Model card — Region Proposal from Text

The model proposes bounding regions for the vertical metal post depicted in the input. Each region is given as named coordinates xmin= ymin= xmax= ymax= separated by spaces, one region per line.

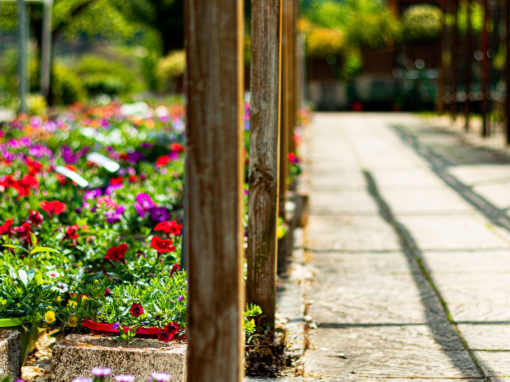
xmin=41 ymin=0 xmax=53 ymax=98
xmin=17 ymin=0 xmax=28 ymax=113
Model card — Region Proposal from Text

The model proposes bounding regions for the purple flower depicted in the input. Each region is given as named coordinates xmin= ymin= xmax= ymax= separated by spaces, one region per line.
xmin=134 ymin=193 xmax=156 ymax=217
xmin=105 ymin=206 xmax=125 ymax=224
xmin=91 ymin=367 xmax=112 ymax=378
xmin=71 ymin=378 xmax=91 ymax=382
xmin=127 ymin=151 xmax=143 ymax=164
xmin=29 ymin=144 xmax=53 ymax=158
xmin=84 ymin=189 xmax=102 ymax=202
xmin=141 ymin=142 xmax=153 ymax=149
xmin=100 ymin=119 xmax=110 ymax=128
xmin=149 ymin=207 xmax=171 ymax=223
xmin=177 ymin=295 xmax=184 ymax=302
xmin=136 ymin=193 xmax=155 ymax=210
xmin=105 ymin=183 xmax=123 ymax=195
xmin=112 ymin=322 xmax=120 ymax=330
xmin=2 ymin=151 xmax=15 ymax=162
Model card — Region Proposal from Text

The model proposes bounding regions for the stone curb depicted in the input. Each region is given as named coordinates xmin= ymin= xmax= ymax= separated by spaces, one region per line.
xmin=0 ymin=330 xmax=21 ymax=379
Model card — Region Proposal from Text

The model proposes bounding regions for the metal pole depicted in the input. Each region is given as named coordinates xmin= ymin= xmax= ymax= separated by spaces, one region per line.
xmin=40 ymin=0 xmax=52 ymax=98
xmin=17 ymin=0 xmax=27 ymax=113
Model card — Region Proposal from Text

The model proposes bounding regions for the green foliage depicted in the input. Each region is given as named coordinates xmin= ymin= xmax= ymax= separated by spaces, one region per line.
xmin=0 ymin=264 xmax=59 ymax=323
xmin=347 ymin=10 xmax=400 ymax=49
xmin=457 ymin=1 xmax=483 ymax=36
xmin=75 ymin=55 xmax=142 ymax=97
xmin=52 ymin=64 xmax=87 ymax=105
xmin=402 ymin=5 xmax=443 ymax=44
xmin=306 ymin=27 xmax=345 ymax=58
xmin=27 ymin=95 xmax=48 ymax=117
xmin=156 ymin=50 xmax=186 ymax=91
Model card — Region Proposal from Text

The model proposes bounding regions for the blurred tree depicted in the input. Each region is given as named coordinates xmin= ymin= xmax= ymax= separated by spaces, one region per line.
xmin=110 ymin=0 xmax=183 ymax=54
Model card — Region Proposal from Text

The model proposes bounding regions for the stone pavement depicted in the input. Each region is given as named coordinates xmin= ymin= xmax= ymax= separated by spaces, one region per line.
xmin=298 ymin=113 xmax=510 ymax=381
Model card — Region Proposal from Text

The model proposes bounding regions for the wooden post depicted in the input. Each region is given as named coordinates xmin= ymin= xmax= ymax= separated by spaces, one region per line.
xmin=481 ymin=0 xmax=490 ymax=137
xmin=17 ymin=0 xmax=28 ymax=113
xmin=464 ymin=0 xmax=473 ymax=132
xmin=40 ymin=0 xmax=53 ymax=98
xmin=451 ymin=0 xmax=459 ymax=121
xmin=185 ymin=0 xmax=245 ymax=381
xmin=506 ymin=0 xmax=510 ymax=144
xmin=247 ymin=0 xmax=282 ymax=327
xmin=279 ymin=0 xmax=290 ymax=218
xmin=437 ymin=0 xmax=447 ymax=115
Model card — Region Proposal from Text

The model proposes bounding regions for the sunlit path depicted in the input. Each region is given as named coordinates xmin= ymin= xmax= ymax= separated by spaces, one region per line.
xmin=302 ymin=113 xmax=510 ymax=381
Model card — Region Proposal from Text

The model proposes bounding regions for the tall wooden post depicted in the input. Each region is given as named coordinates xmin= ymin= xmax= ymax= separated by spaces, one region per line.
xmin=451 ymin=0 xmax=459 ymax=121
xmin=40 ymin=0 xmax=53 ymax=98
xmin=279 ymin=0 xmax=290 ymax=217
xmin=481 ymin=0 xmax=490 ymax=137
xmin=506 ymin=0 xmax=510 ymax=144
xmin=17 ymin=0 xmax=28 ymax=113
xmin=185 ymin=0 xmax=245 ymax=381
xmin=247 ymin=0 xmax=282 ymax=327
xmin=464 ymin=0 xmax=473 ymax=132
xmin=437 ymin=0 xmax=447 ymax=115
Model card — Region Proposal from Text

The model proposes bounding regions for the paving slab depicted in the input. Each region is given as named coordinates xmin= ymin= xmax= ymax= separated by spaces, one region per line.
xmin=371 ymin=170 xmax=446 ymax=189
xmin=472 ymin=351 xmax=510 ymax=377
xmin=458 ymin=325 xmax=510 ymax=351
xmin=310 ymin=190 xmax=379 ymax=215
xmin=397 ymin=215 xmax=510 ymax=251
xmin=381 ymin=188 xmax=474 ymax=215
xmin=307 ymin=215 xmax=400 ymax=252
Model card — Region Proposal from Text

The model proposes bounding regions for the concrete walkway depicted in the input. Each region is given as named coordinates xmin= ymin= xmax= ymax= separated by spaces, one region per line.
xmin=301 ymin=113 xmax=510 ymax=381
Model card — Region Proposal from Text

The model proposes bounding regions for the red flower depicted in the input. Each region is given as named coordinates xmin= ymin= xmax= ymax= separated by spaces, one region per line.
xmin=15 ymin=222 xmax=33 ymax=244
xmin=151 ymin=236 xmax=176 ymax=253
xmin=104 ymin=288 xmax=112 ymax=297
xmin=0 ymin=219 xmax=14 ymax=235
xmin=155 ymin=155 xmax=172 ymax=168
xmin=25 ymin=157 xmax=43 ymax=174
xmin=65 ymin=225 xmax=80 ymax=240
xmin=105 ymin=243 xmax=128 ymax=264
xmin=128 ymin=175 xmax=137 ymax=183
xmin=40 ymin=200 xmax=66 ymax=216
xmin=157 ymin=329 xmax=171 ymax=342
xmin=129 ymin=303 xmax=144 ymax=317
xmin=28 ymin=210 xmax=43 ymax=226
xmin=154 ymin=220 xmax=182 ymax=236
xmin=170 ymin=263 xmax=181 ymax=277
xmin=157 ymin=321 xmax=181 ymax=342
xmin=170 ymin=142 xmax=185 ymax=154
xmin=110 ymin=177 xmax=124 ymax=185
xmin=288 ymin=153 xmax=299 ymax=164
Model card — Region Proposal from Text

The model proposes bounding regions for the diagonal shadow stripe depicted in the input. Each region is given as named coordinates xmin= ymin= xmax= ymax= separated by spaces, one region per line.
xmin=390 ymin=124 xmax=510 ymax=235
xmin=363 ymin=169 xmax=493 ymax=380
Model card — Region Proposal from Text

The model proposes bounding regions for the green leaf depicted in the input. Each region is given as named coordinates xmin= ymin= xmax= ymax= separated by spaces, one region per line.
xmin=3 ymin=244 xmax=30 ymax=253
xmin=18 ymin=269 xmax=28 ymax=287
xmin=30 ymin=232 xmax=38 ymax=247
xmin=30 ymin=246 xmax=60 ymax=255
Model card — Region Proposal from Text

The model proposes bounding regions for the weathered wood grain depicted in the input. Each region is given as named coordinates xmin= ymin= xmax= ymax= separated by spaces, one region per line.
xmin=185 ymin=1 xmax=245 ymax=381
xmin=247 ymin=0 xmax=282 ymax=325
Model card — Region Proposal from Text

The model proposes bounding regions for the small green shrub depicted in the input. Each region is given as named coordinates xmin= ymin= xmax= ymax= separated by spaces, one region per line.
xmin=347 ymin=10 xmax=400 ymax=50
xmin=27 ymin=94 xmax=48 ymax=116
xmin=306 ymin=27 xmax=345 ymax=58
xmin=402 ymin=5 xmax=443 ymax=43
xmin=157 ymin=51 xmax=186 ymax=82
xmin=75 ymin=55 xmax=140 ymax=97
xmin=52 ymin=64 xmax=86 ymax=105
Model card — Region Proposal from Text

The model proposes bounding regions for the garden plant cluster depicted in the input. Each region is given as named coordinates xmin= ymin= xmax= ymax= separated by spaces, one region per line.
xmin=0 ymin=99 xmax=307 ymax=370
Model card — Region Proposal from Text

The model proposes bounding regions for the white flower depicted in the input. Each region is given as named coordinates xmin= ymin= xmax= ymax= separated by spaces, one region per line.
xmin=114 ymin=375 xmax=135 ymax=382
xmin=47 ymin=270 xmax=60 ymax=278
xmin=151 ymin=372 xmax=172 ymax=382
xmin=57 ymin=282 xmax=68 ymax=293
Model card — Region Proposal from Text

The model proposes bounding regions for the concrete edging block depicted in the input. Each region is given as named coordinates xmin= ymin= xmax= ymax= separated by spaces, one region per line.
xmin=51 ymin=334 xmax=186 ymax=382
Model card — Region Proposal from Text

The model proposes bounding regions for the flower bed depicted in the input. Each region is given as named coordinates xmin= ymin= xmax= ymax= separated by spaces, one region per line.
xmin=0 ymin=102 xmax=188 ymax=351
xmin=0 ymin=99 xmax=309 ymax=372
